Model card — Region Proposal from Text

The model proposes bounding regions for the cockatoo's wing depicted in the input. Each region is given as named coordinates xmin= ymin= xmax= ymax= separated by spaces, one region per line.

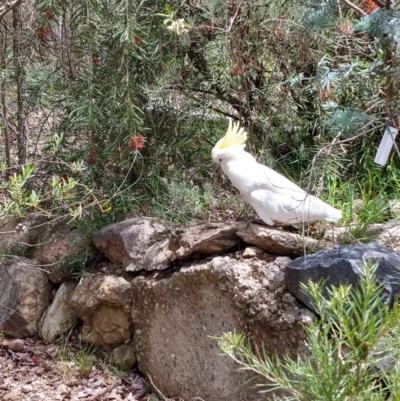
xmin=248 ymin=188 xmax=304 ymax=225
xmin=216 ymin=146 xmax=342 ymax=225
xmin=247 ymin=163 xmax=342 ymax=225
xmin=249 ymin=187 xmax=341 ymax=225
xmin=257 ymin=164 xmax=307 ymax=197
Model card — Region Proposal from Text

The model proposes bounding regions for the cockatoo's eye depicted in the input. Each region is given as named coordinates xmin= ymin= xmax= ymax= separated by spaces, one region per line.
xmin=219 ymin=159 xmax=222 ymax=162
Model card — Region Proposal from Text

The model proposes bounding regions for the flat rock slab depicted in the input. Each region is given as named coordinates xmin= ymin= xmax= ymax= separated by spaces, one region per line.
xmin=93 ymin=219 xmax=239 ymax=272
xmin=237 ymin=222 xmax=328 ymax=257
xmin=285 ymin=242 xmax=400 ymax=311
xmin=171 ymin=222 xmax=239 ymax=259
xmin=131 ymin=256 xmax=312 ymax=401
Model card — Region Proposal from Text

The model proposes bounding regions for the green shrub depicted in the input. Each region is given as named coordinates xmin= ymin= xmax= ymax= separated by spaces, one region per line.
xmin=218 ymin=262 xmax=400 ymax=400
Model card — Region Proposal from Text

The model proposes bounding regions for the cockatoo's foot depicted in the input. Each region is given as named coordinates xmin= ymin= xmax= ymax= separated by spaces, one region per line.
xmin=281 ymin=224 xmax=300 ymax=233
xmin=246 ymin=218 xmax=284 ymax=227
xmin=244 ymin=219 xmax=302 ymax=232
xmin=257 ymin=222 xmax=298 ymax=232
xmin=247 ymin=218 xmax=270 ymax=226
xmin=251 ymin=221 xmax=300 ymax=232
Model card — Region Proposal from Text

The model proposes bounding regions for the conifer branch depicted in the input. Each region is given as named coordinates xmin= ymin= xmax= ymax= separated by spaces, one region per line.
xmin=0 ymin=0 xmax=23 ymax=20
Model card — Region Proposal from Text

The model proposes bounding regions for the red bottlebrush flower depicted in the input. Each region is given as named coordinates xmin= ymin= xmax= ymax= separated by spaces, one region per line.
xmin=361 ymin=0 xmax=378 ymax=14
xmin=128 ymin=135 xmax=145 ymax=150
xmin=134 ymin=36 xmax=141 ymax=46
xmin=339 ymin=23 xmax=354 ymax=35
xmin=31 ymin=356 xmax=40 ymax=365
xmin=231 ymin=64 xmax=245 ymax=77
xmin=114 ymin=148 xmax=121 ymax=154
xmin=91 ymin=127 xmax=97 ymax=142
xmin=36 ymin=26 xmax=51 ymax=41
xmin=195 ymin=134 xmax=207 ymax=145
xmin=87 ymin=149 xmax=97 ymax=165
xmin=44 ymin=7 xmax=53 ymax=19
xmin=60 ymin=173 xmax=70 ymax=187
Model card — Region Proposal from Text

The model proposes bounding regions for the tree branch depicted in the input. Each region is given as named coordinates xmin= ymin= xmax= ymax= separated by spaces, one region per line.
xmin=0 ymin=0 xmax=24 ymax=20
xmin=0 ymin=28 xmax=10 ymax=179
xmin=307 ymin=121 xmax=385 ymax=189
xmin=340 ymin=0 xmax=367 ymax=17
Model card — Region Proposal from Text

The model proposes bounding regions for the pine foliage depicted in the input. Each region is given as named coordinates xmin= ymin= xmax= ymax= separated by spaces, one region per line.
xmin=1 ymin=0 xmax=400 ymax=227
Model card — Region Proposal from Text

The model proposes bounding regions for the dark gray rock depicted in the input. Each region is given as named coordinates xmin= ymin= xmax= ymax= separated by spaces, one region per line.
xmin=285 ymin=242 xmax=400 ymax=311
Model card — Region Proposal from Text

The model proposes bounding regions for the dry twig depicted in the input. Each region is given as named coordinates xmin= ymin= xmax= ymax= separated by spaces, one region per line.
xmin=85 ymin=380 xmax=120 ymax=401
xmin=340 ymin=0 xmax=367 ymax=16
xmin=0 ymin=0 xmax=24 ymax=20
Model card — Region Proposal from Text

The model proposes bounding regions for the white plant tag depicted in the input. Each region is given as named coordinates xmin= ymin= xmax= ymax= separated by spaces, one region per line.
xmin=374 ymin=126 xmax=398 ymax=166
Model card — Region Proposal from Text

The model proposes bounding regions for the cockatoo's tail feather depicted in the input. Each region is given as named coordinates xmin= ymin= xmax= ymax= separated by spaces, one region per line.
xmin=214 ymin=119 xmax=247 ymax=149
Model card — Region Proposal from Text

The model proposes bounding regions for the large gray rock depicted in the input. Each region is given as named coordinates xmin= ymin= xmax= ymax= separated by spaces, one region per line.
xmin=131 ymin=255 xmax=312 ymax=401
xmin=40 ymin=281 xmax=78 ymax=342
xmin=0 ymin=257 xmax=50 ymax=337
xmin=31 ymin=222 xmax=87 ymax=283
xmin=71 ymin=275 xmax=133 ymax=346
xmin=237 ymin=222 xmax=328 ymax=257
xmin=285 ymin=242 xmax=400 ymax=311
xmin=0 ymin=214 xmax=49 ymax=256
xmin=0 ymin=214 xmax=88 ymax=283
xmin=92 ymin=217 xmax=168 ymax=271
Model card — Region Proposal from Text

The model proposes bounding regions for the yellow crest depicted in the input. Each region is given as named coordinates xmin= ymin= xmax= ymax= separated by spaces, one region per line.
xmin=215 ymin=119 xmax=247 ymax=149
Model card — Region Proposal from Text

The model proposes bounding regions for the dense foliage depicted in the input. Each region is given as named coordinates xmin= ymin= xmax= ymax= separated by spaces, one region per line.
xmin=0 ymin=0 xmax=400 ymax=232
xmin=218 ymin=262 xmax=400 ymax=400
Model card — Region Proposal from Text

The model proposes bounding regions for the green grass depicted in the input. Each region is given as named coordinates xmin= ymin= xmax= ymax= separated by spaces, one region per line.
xmin=57 ymin=341 xmax=96 ymax=379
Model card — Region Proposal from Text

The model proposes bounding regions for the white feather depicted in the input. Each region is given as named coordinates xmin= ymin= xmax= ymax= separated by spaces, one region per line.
xmin=211 ymin=131 xmax=342 ymax=226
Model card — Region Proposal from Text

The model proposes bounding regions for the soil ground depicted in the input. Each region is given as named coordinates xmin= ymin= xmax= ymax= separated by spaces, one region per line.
xmin=0 ymin=335 xmax=150 ymax=401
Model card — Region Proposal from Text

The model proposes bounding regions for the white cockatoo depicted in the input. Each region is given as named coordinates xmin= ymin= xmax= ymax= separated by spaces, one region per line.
xmin=211 ymin=120 xmax=342 ymax=226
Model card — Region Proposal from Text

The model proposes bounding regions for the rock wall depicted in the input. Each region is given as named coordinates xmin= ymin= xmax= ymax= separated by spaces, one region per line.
xmin=2 ymin=216 xmax=400 ymax=400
